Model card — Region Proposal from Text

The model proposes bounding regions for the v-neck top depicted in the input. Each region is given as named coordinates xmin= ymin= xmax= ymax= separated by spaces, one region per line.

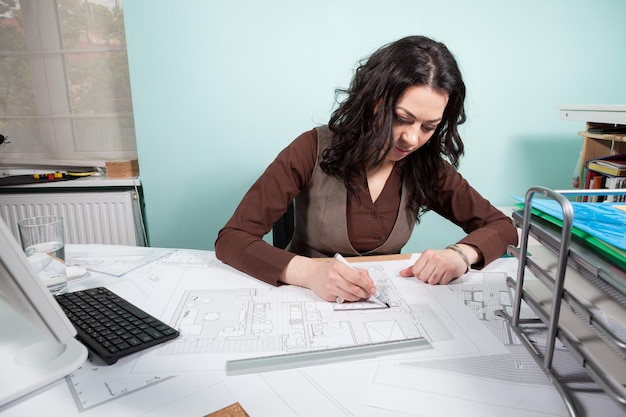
xmin=287 ymin=126 xmax=415 ymax=258
xmin=348 ymin=165 xmax=403 ymax=252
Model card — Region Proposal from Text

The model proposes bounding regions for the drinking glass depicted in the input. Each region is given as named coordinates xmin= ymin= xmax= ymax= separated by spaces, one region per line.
xmin=17 ymin=215 xmax=68 ymax=295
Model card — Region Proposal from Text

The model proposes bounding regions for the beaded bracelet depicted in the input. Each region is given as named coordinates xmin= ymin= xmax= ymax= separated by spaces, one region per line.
xmin=445 ymin=244 xmax=470 ymax=273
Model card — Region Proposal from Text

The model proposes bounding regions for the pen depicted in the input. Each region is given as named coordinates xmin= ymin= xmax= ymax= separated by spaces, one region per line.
xmin=333 ymin=253 xmax=390 ymax=308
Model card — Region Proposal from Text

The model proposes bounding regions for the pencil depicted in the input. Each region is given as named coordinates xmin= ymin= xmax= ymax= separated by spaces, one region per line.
xmin=333 ymin=253 xmax=390 ymax=308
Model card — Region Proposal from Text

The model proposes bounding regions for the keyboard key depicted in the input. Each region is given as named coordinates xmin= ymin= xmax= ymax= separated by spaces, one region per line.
xmin=144 ymin=328 xmax=164 ymax=339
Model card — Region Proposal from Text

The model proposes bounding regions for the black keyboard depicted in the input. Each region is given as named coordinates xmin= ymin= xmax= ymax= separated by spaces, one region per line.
xmin=55 ymin=287 xmax=180 ymax=365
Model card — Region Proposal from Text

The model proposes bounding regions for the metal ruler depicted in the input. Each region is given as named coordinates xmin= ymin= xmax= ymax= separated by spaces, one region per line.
xmin=225 ymin=337 xmax=431 ymax=376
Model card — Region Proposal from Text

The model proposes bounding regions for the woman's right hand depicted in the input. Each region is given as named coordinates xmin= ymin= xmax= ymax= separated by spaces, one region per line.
xmin=281 ymin=255 xmax=377 ymax=302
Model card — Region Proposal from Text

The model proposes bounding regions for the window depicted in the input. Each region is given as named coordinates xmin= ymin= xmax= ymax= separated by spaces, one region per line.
xmin=0 ymin=0 xmax=136 ymax=166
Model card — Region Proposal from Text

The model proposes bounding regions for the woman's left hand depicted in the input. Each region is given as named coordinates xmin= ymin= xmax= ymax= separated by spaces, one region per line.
xmin=399 ymin=244 xmax=478 ymax=285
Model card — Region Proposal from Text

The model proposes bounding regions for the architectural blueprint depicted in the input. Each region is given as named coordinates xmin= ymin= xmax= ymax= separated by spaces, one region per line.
xmin=131 ymin=260 xmax=506 ymax=374
xmin=162 ymin=275 xmax=424 ymax=355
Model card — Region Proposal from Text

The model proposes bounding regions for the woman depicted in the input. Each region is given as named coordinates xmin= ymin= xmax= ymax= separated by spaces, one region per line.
xmin=215 ymin=35 xmax=517 ymax=303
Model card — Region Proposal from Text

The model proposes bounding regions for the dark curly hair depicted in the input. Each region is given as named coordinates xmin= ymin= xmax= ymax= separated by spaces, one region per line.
xmin=321 ymin=35 xmax=466 ymax=219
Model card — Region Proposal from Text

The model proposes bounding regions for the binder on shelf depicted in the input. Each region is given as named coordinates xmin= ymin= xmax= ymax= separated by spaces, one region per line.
xmin=512 ymin=195 xmax=626 ymax=269
xmin=587 ymin=153 xmax=626 ymax=177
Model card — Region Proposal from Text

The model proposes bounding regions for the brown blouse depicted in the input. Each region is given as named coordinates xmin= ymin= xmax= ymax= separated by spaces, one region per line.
xmin=215 ymin=127 xmax=518 ymax=286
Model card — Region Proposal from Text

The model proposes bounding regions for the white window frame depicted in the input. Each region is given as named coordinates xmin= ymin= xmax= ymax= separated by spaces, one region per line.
xmin=0 ymin=0 xmax=137 ymax=167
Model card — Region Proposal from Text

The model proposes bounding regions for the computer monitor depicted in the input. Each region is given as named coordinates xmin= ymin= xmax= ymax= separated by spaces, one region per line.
xmin=0 ymin=217 xmax=87 ymax=407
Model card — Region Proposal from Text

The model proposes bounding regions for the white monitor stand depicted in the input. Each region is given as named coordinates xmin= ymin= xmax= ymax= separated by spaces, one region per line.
xmin=0 ymin=218 xmax=87 ymax=407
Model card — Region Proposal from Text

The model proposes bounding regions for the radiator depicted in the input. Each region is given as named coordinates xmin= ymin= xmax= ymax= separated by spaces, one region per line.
xmin=0 ymin=190 xmax=146 ymax=246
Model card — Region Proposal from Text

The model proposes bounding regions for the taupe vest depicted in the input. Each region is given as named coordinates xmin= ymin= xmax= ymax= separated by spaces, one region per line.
xmin=287 ymin=126 xmax=416 ymax=258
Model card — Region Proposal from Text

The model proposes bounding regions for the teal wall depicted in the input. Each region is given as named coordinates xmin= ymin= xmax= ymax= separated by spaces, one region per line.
xmin=124 ymin=0 xmax=626 ymax=251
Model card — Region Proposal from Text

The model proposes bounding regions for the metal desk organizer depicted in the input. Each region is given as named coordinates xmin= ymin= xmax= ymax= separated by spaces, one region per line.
xmin=496 ymin=186 xmax=626 ymax=417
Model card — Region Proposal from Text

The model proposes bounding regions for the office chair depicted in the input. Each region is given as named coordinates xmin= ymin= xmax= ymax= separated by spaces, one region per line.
xmin=272 ymin=201 xmax=295 ymax=249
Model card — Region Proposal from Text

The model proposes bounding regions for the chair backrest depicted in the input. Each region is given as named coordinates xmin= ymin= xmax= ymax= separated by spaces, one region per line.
xmin=272 ymin=201 xmax=295 ymax=249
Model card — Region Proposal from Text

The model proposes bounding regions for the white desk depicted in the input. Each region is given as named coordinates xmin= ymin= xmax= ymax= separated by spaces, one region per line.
xmin=0 ymin=245 xmax=621 ymax=417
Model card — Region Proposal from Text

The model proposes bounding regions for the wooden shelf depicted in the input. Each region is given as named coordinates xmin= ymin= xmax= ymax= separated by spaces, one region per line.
xmin=558 ymin=105 xmax=626 ymax=186
xmin=579 ymin=131 xmax=626 ymax=142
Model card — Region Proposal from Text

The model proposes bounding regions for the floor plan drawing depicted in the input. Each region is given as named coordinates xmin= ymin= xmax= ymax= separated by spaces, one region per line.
xmin=131 ymin=260 xmax=507 ymax=375
xmin=446 ymin=272 xmax=515 ymax=343
xmin=160 ymin=265 xmax=433 ymax=358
